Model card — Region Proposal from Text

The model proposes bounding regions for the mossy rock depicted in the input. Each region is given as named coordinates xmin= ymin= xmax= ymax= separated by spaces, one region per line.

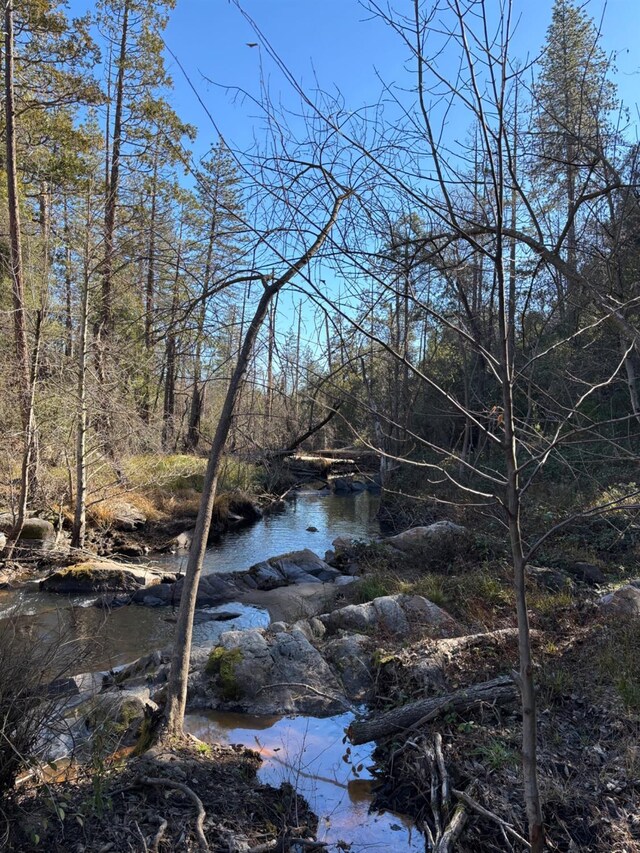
xmin=41 ymin=561 xmax=159 ymax=593
xmin=206 ymin=646 xmax=245 ymax=700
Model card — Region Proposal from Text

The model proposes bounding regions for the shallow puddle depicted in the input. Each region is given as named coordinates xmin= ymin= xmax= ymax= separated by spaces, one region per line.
xmin=185 ymin=711 xmax=423 ymax=852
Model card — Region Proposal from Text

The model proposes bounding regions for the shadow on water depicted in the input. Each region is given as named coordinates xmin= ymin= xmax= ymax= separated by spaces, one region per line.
xmin=185 ymin=711 xmax=423 ymax=853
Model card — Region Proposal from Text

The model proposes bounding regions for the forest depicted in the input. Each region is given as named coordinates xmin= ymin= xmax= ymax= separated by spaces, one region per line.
xmin=0 ymin=1 xmax=639 ymax=852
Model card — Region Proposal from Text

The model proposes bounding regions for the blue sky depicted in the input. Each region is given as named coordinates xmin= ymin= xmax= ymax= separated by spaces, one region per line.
xmin=172 ymin=0 xmax=640 ymax=161
xmin=64 ymin=0 xmax=640 ymax=352
xmin=66 ymin=0 xmax=640 ymax=159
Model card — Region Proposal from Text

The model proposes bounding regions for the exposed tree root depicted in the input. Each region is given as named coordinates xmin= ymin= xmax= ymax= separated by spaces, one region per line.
xmin=137 ymin=775 xmax=209 ymax=851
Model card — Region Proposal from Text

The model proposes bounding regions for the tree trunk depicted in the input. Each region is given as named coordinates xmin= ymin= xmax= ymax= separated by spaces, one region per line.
xmin=186 ymin=208 xmax=216 ymax=451
xmin=100 ymin=0 xmax=129 ymax=337
xmin=349 ymin=676 xmax=516 ymax=745
xmin=72 ymin=216 xmax=92 ymax=550
xmin=63 ymin=197 xmax=74 ymax=359
xmin=163 ymin=193 xmax=348 ymax=735
xmin=141 ymin=145 xmax=159 ymax=423
xmin=162 ymin=231 xmax=182 ymax=449
xmin=4 ymin=0 xmax=37 ymax=533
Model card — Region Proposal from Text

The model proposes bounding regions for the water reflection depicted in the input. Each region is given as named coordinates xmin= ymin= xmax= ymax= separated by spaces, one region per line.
xmin=1 ymin=600 xmax=269 ymax=675
xmin=185 ymin=711 xmax=423 ymax=852
xmin=1 ymin=493 xmax=380 ymax=675
xmin=158 ymin=491 xmax=382 ymax=576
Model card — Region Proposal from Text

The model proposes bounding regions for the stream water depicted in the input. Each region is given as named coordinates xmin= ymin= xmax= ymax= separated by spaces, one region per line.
xmin=185 ymin=711 xmax=423 ymax=853
xmin=157 ymin=488 xmax=383 ymax=575
xmin=3 ymin=491 xmax=423 ymax=852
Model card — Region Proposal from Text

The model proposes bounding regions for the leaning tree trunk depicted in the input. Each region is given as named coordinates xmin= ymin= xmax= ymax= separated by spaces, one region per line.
xmin=163 ymin=193 xmax=348 ymax=735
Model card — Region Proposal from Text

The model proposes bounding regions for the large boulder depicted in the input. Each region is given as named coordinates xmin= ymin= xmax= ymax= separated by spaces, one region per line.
xmin=528 ymin=565 xmax=574 ymax=592
xmin=384 ymin=521 xmax=466 ymax=553
xmin=41 ymin=561 xmax=165 ymax=594
xmin=16 ymin=518 xmax=56 ymax=551
xmin=190 ymin=626 xmax=347 ymax=715
xmin=599 ymin=585 xmax=640 ymax=617
xmin=319 ymin=593 xmax=460 ymax=639
xmin=323 ymin=634 xmax=373 ymax=700
xmin=82 ymin=689 xmax=156 ymax=752
xmin=565 ymin=562 xmax=606 ymax=585
xmin=109 ymin=501 xmax=147 ymax=531
xmin=247 ymin=549 xmax=340 ymax=589
xmin=130 ymin=572 xmax=239 ymax=607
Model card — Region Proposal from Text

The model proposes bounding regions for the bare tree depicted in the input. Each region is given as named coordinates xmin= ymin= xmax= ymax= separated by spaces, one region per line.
xmin=163 ymin=190 xmax=349 ymax=735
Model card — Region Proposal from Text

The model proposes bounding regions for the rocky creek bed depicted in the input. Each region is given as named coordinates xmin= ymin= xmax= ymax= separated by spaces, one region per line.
xmin=2 ymin=496 xmax=640 ymax=852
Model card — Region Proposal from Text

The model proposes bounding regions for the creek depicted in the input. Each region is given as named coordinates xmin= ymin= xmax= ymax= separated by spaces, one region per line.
xmin=2 ymin=490 xmax=423 ymax=852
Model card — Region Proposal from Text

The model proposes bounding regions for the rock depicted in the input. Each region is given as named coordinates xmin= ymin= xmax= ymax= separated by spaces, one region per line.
xmin=109 ymin=501 xmax=147 ymax=531
xmin=324 ymin=634 xmax=373 ymax=700
xmin=191 ymin=627 xmax=347 ymax=715
xmin=599 ymin=585 xmax=640 ymax=617
xmin=332 ymin=477 xmax=352 ymax=493
xmin=306 ymin=526 xmax=318 ymax=532
xmin=248 ymin=561 xmax=288 ymax=590
xmin=140 ymin=594 xmax=165 ymax=607
xmin=297 ymin=479 xmax=329 ymax=492
xmin=528 ymin=565 xmax=574 ymax=592
xmin=334 ymin=575 xmax=356 ymax=586
xmin=16 ymin=518 xmax=55 ymax=551
xmin=350 ymin=479 xmax=367 ymax=492
xmin=112 ymin=542 xmax=147 ymax=559
xmin=41 ymin=561 xmax=162 ymax=594
xmin=47 ymin=670 xmax=107 ymax=702
xmin=132 ymin=573 xmax=240 ymax=607
xmin=84 ymin=690 xmax=154 ymax=747
xmin=319 ymin=593 xmax=460 ymax=639
xmin=174 ymin=530 xmax=193 ymax=550
xmin=565 ymin=562 xmax=605 ymax=585
xmin=332 ymin=536 xmax=355 ymax=551
xmin=384 ymin=521 xmax=466 ymax=553
xmin=238 ymin=582 xmax=342 ymax=624
xmin=248 ymin=549 xmax=340 ymax=589
xmin=112 ymin=650 xmax=169 ymax=685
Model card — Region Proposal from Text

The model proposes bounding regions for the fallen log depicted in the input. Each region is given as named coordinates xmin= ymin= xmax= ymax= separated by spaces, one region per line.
xmin=348 ymin=675 xmax=516 ymax=745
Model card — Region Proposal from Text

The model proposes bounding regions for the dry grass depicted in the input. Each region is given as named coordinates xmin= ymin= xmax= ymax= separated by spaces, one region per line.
xmin=40 ymin=454 xmax=263 ymax=530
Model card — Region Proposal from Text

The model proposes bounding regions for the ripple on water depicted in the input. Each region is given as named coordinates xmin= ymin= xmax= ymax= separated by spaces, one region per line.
xmin=184 ymin=711 xmax=423 ymax=853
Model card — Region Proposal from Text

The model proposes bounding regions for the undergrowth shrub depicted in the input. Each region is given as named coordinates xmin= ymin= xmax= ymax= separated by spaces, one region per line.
xmin=0 ymin=618 xmax=76 ymax=797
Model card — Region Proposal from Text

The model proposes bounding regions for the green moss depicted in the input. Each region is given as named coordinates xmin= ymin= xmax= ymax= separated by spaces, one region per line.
xmin=206 ymin=647 xmax=244 ymax=700
xmin=132 ymin=715 xmax=155 ymax=756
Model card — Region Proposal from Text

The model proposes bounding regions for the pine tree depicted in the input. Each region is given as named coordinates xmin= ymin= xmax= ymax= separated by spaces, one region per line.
xmin=534 ymin=0 xmax=617 ymax=318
